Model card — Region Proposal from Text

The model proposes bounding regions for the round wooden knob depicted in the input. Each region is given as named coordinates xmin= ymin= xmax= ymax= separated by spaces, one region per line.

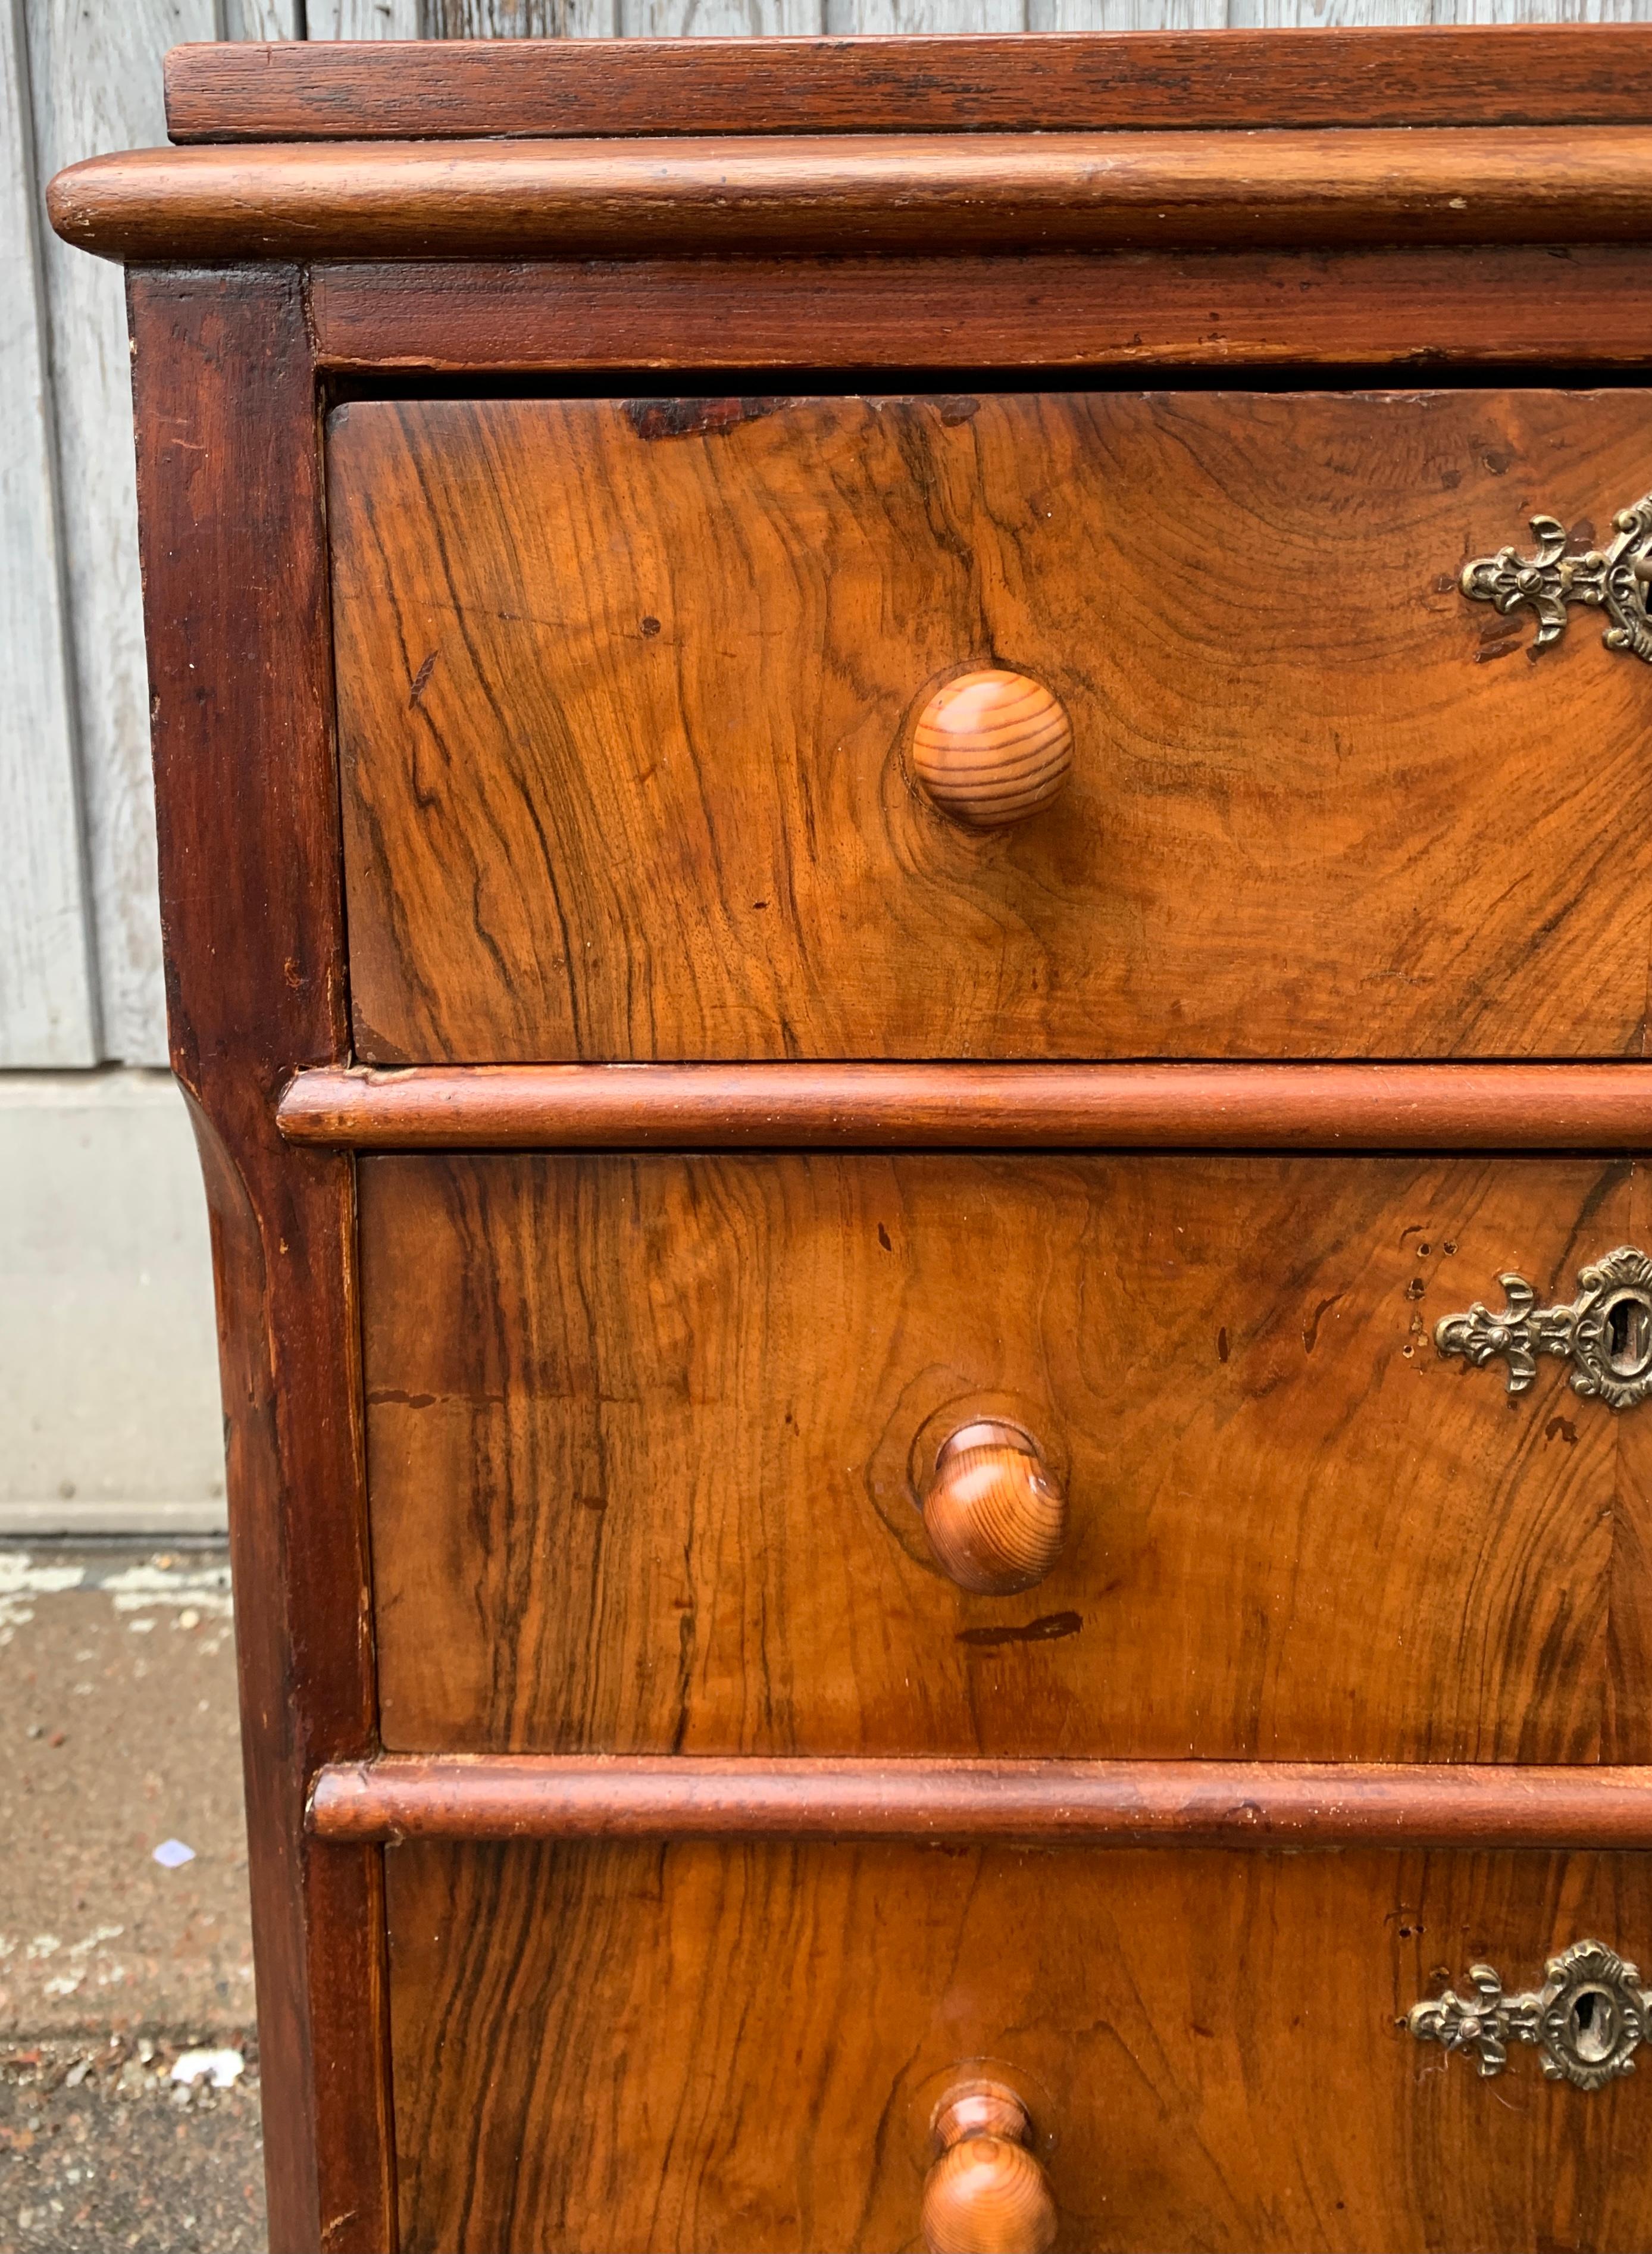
xmin=921 ymin=2082 xmax=1057 ymax=2254
xmin=911 ymin=670 xmax=1074 ymax=830
xmin=921 ymin=1421 xmax=1067 ymax=1596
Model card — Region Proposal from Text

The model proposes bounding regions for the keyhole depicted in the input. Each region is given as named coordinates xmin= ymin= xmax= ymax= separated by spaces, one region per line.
xmin=1605 ymin=1292 xmax=1652 ymax=1378
xmin=1567 ymin=1987 xmax=1619 ymax=2064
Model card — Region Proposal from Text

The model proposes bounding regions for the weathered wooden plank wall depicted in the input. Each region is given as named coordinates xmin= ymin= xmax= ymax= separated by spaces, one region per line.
xmin=17 ymin=0 xmax=221 ymax=1068
xmin=1 ymin=0 xmax=96 ymax=1065
xmin=4 ymin=0 xmax=1648 ymax=1069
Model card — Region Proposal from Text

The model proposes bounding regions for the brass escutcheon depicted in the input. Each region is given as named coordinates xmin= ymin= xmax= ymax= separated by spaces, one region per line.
xmin=1409 ymin=1942 xmax=1648 ymax=2091
xmin=1460 ymin=493 xmax=1652 ymax=661
xmin=1435 ymin=1246 xmax=1652 ymax=1411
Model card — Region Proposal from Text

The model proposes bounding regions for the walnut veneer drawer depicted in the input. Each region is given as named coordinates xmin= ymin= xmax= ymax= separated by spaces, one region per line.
xmin=362 ymin=1148 xmax=1652 ymax=1762
xmin=387 ymin=1839 xmax=1652 ymax=2254
xmin=329 ymin=386 xmax=1652 ymax=1065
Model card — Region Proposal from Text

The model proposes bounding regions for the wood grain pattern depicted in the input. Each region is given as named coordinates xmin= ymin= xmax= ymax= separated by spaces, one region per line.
xmin=83 ymin=41 xmax=1652 ymax=2254
xmin=386 ymin=1839 xmax=1652 ymax=2252
xmin=54 ymin=127 xmax=1652 ymax=263
xmin=311 ymin=1755 xmax=1652 ymax=1846
xmin=921 ymin=1422 xmax=1068 ymax=1592
xmin=625 ymin=0 xmax=826 ymax=36
xmin=27 ymin=0 xmax=218 ymax=1068
xmin=361 ymin=1150 xmax=1635 ymax=1762
xmin=306 ymin=245 xmax=1652 ymax=372
xmin=922 ymin=2088 xmax=1056 ymax=2254
xmin=307 ymin=0 xmax=425 ymax=32
xmin=843 ymin=0 xmax=1022 ymax=33
xmin=279 ymin=1061 xmax=1652 ymax=1149
xmin=127 ymin=268 xmax=392 ymax=2254
xmin=1032 ymin=0 xmax=1225 ymax=26
xmin=222 ymin=1 xmax=304 ymax=36
xmin=0 ymin=0 xmax=96 ymax=1065
xmin=428 ymin=1 xmax=622 ymax=29
xmin=424 ymin=4 xmax=619 ymax=32
xmin=329 ymin=389 xmax=1652 ymax=1064
xmin=161 ymin=27 xmax=1652 ymax=142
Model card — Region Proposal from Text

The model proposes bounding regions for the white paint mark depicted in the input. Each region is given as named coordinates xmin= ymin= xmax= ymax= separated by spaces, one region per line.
xmin=170 ymin=2048 xmax=243 ymax=2089
xmin=65 ymin=1924 xmax=124 ymax=1959
xmin=105 ymin=1564 xmax=231 ymax=1618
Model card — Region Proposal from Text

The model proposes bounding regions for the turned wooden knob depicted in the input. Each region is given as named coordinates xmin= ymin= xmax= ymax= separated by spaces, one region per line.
xmin=922 ymin=2081 xmax=1057 ymax=2254
xmin=921 ymin=1421 xmax=1067 ymax=1596
xmin=911 ymin=670 xmax=1074 ymax=830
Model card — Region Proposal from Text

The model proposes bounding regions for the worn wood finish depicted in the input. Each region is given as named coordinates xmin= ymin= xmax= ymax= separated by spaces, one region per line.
xmin=361 ymin=1150 xmax=1642 ymax=1762
xmin=26 ymin=0 xmax=218 ymax=1068
xmin=0 ymin=0 xmax=96 ymax=1065
xmin=280 ymin=1061 xmax=1652 ymax=1149
xmin=307 ymin=245 xmax=1652 ymax=372
xmin=425 ymin=3 xmax=620 ymax=35
xmin=222 ymin=1 xmax=304 ymax=36
xmin=126 ymin=267 xmax=392 ymax=2254
xmin=330 ymin=389 xmax=1652 ymax=1065
xmin=77 ymin=39 xmax=1652 ymax=2252
xmin=23 ymin=22 xmax=1652 ymax=1076
xmin=387 ymin=1840 xmax=1652 ymax=2253
xmin=308 ymin=0 xmax=425 ymax=32
xmin=52 ymin=127 xmax=1652 ymax=264
xmin=161 ymin=27 xmax=1652 ymax=142
xmin=312 ymin=1755 xmax=1652 ymax=1846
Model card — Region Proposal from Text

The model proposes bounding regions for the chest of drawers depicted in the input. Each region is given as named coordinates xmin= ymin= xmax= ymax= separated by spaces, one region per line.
xmin=49 ymin=26 xmax=1652 ymax=2252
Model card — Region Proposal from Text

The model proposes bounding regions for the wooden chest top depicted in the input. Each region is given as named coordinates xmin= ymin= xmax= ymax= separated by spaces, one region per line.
xmin=51 ymin=30 xmax=1652 ymax=2252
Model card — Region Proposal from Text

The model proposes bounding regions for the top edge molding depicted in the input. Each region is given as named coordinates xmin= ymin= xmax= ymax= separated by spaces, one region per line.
xmin=162 ymin=29 xmax=1652 ymax=145
xmin=46 ymin=125 xmax=1652 ymax=265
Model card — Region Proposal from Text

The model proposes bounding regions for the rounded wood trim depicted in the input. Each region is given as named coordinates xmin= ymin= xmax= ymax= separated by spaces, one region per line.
xmin=306 ymin=1757 xmax=1652 ymax=1848
xmin=48 ymin=127 xmax=1652 ymax=263
xmin=277 ymin=1062 xmax=1652 ymax=1153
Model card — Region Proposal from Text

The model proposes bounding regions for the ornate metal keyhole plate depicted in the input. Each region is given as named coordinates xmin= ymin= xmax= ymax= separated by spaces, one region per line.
xmin=1460 ymin=493 xmax=1652 ymax=661
xmin=1435 ymin=1245 xmax=1652 ymax=1410
xmin=1409 ymin=1942 xmax=1648 ymax=2091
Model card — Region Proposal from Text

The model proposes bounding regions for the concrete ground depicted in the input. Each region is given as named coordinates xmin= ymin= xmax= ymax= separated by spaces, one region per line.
xmin=1 ymin=1543 xmax=267 ymax=2252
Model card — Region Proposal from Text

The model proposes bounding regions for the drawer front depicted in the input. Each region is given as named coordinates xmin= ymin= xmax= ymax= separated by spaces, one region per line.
xmin=388 ymin=1840 xmax=1652 ymax=2253
xmin=329 ymin=387 xmax=1652 ymax=1064
xmin=362 ymin=1151 xmax=1651 ymax=1761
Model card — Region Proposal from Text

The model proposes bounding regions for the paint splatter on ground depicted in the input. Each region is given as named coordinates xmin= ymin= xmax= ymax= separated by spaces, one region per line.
xmin=1 ymin=2035 xmax=264 ymax=2253
xmin=1 ymin=1546 xmax=266 ymax=2251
